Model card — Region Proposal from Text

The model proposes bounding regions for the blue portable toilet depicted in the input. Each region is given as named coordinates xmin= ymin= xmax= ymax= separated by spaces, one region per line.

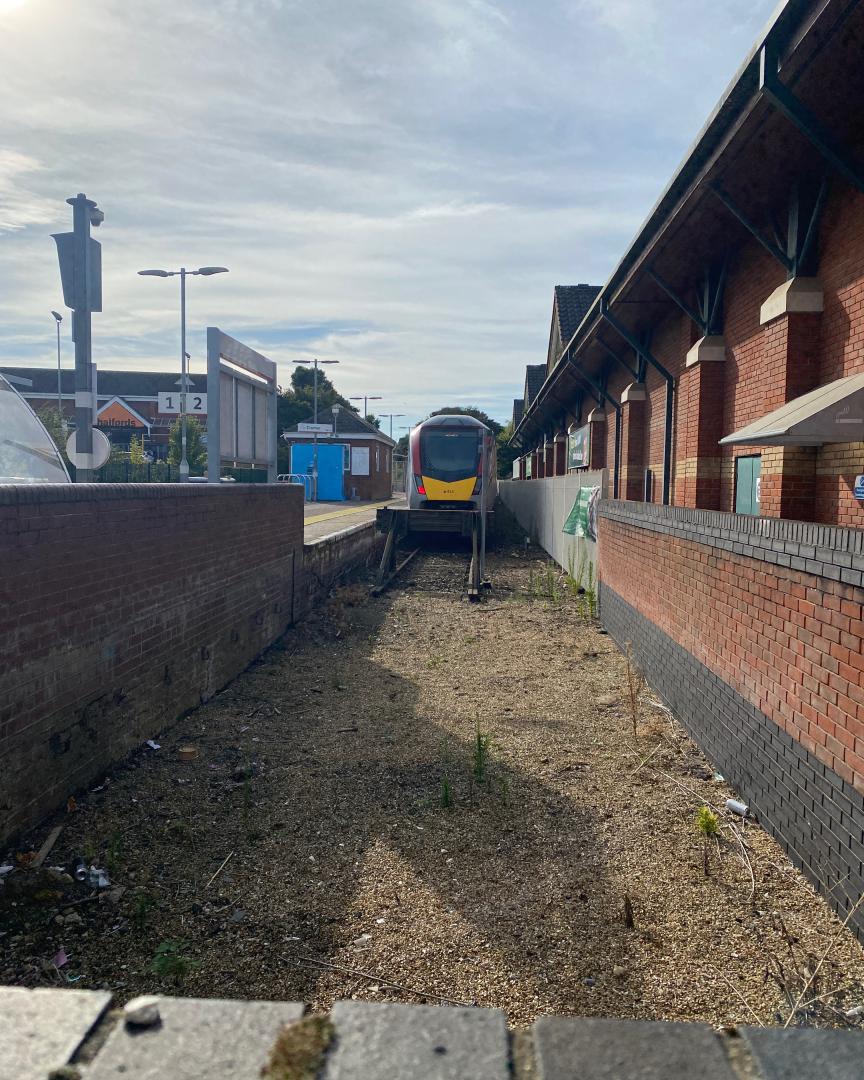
xmin=291 ymin=442 xmax=346 ymax=501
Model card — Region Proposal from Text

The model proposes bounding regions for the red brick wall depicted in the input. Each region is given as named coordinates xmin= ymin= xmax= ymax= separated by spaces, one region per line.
xmin=0 ymin=483 xmax=304 ymax=842
xmin=599 ymin=513 xmax=864 ymax=793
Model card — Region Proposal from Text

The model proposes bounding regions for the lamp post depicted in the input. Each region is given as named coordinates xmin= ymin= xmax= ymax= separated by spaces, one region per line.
xmin=51 ymin=310 xmax=64 ymax=433
xmin=378 ymin=413 xmax=405 ymax=440
xmin=349 ymin=394 xmax=382 ymax=421
xmin=291 ymin=358 xmax=339 ymax=501
xmin=137 ymin=265 xmax=229 ymax=480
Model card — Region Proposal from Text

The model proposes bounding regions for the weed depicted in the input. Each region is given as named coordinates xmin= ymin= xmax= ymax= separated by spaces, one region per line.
xmin=440 ymin=773 xmax=454 ymax=809
xmin=472 ymin=717 xmax=492 ymax=783
xmin=132 ymin=892 xmax=156 ymax=931
xmin=624 ymin=642 xmax=644 ymax=739
xmin=150 ymin=939 xmax=198 ymax=984
xmin=105 ymin=831 xmax=124 ymax=875
xmin=585 ymin=563 xmax=597 ymax=619
xmin=695 ymin=805 xmax=720 ymax=876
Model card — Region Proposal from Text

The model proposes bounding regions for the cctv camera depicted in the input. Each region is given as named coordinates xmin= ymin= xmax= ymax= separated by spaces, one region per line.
xmin=89 ymin=207 xmax=105 ymax=227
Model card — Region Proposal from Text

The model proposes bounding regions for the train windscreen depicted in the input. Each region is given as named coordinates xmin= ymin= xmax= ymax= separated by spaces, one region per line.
xmin=420 ymin=429 xmax=480 ymax=481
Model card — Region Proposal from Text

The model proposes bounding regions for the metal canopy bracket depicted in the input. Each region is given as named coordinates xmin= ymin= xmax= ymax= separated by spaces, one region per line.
xmin=599 ymin=298 xmax=673 ymax=505
xmin=759 ymin=45 xmax=864 ymax=196
xmin=648 ymin=257 xmax=728 ymax=338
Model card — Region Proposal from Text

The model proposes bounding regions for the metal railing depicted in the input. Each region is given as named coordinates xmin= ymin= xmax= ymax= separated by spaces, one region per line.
xmin=277 ymin=473 xmax=312 ymax=499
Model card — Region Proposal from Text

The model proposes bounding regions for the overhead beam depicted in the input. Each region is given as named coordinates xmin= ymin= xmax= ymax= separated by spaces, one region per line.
xmin=760 ymin=44 xmax=864 ymax=195
xmin=710 ymin=184 xmax=793 ymax=271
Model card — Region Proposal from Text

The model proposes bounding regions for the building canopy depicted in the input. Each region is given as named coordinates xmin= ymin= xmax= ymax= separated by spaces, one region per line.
xmin=720 ymin=374 xmax=864 ymax=447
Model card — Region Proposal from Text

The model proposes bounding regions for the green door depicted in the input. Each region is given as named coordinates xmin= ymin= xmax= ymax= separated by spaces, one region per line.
xmin=735 ymin=454 xmax=761 ymax=515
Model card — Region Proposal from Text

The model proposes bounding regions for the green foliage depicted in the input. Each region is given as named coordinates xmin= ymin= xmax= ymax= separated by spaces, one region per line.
xmin=105 ymin=830 xmax=124 ymax=875
xmin=440 ymin=773 xmax=453 ymax=809
xmin=695 ymin=805 xmax=720 ymax=877
xmin=496 ymin=420 xmax=518 ymax=479
xmin=150 ymin=939 xmax=198 ymax=984
xmin=695 ymin=806 xmax=720 ymax=838
xmin=472 ymin=717 xmax=492 ymax=782
xmin=128 ymin=434 xmax=147 ymax=464
xmin=364 ymin=413 xmax=381 ymax=430
xmin=37 ymin=406 xmax=69 ymax=462
xmin=167 ymin=416 xmax=207 ymax=471
xmin=277 ymin=366 xmax=355 ymax=432
xmin=132 ymin=892 xmax=157 ymax=931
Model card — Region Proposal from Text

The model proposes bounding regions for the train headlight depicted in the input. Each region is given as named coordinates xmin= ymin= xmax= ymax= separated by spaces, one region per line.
xmin=414 ymin=474 xmax=426 ymax=495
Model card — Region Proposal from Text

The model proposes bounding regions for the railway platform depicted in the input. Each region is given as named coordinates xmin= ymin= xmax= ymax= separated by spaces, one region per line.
xmin=303 ymin=494 xmax=405 ymax=542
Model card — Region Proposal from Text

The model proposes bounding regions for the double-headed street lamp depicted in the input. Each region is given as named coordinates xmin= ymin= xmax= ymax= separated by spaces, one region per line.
xmin=137 ymin=265 xmax=229 ymax=480
xmin=378 ymin=413 xmax=405 ymax=440
xmin=349 ymin=394 xmax=382 ymax=420
xmin=291 ymin=358 xmax=339 ymax=501
xmin=50 ymin=310 xmax=64 ymax=433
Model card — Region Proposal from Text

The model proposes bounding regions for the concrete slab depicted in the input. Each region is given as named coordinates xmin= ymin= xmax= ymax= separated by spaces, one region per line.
xmin=323 ymin=1001 xmax=510 ymax=1080
xmin=533 ymin=1016 xmax=736 ymax=1080
xmin=739 ymin=1025 xmax=864 ymax=1080
xmin=86 ymin=995 xmax=304 ymax=1080
xmin=0 ymin=986 xmax=111 ymax=1080
xmin=304 ymin=496 xmax=405 ymax=543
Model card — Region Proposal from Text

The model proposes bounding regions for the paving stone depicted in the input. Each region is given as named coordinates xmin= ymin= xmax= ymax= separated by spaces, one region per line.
xmin=323 ymin=1001 xmax=510 ymax=1080
xmin=533 ymin=1016 xmax=735 ymax=1079
xmin=0 ymin=986 xmax=111 ymax=1080
xmin=739 ymin=1025 xmax=864 ymax=1080
xmin=86 ymin=995 xmax=303 ymax=1080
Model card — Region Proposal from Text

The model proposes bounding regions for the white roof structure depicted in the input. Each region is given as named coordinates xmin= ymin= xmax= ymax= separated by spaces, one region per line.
xmin=720 ymin=374 xmax=864 ymax=447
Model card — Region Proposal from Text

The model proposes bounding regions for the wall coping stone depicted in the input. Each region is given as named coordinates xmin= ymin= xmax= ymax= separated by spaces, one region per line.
xmin=2 ymin=988 xmax=863 ymax=1080
xmin=0 ymin=482 xmax=299 ymax=507
xmin=598 ymin=499 xmax=864 ymax=581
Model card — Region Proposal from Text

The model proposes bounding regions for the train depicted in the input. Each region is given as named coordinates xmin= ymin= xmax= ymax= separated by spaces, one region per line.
xmin=407 ymin=414 xmax=497 ymax=511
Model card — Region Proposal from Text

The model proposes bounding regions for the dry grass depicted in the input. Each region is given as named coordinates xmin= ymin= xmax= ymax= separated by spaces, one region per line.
xmin=3 ymin=546 xmax=864 ymax=1030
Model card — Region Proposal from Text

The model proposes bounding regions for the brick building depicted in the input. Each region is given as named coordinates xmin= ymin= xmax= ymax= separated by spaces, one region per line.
xmin=512 ymin=2 xmax=864 ymax=527
xmin=0 ymin=367 xmax=206 ymax=460
xmin=281 ymin=410 xmax=396 ymax=500
xmin=508 ymin=0 xmax=864 ymax=938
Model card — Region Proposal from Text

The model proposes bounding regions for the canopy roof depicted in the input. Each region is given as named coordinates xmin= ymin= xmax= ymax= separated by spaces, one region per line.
xmin=720 ymin=374 xmax=864 ymax=447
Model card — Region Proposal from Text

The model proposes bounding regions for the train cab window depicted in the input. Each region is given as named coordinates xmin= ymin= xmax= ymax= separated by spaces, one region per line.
xmin=421 ymin=431 xmax=480 ymax=480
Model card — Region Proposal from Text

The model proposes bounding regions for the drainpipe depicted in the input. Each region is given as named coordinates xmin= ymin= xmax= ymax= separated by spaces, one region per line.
xmin=600 ymin=297 xmax=674 ymax=505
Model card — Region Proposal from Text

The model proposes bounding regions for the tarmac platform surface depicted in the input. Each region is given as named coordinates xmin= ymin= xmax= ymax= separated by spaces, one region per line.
xmin=303 ymin=494 xmax=405 ymax=542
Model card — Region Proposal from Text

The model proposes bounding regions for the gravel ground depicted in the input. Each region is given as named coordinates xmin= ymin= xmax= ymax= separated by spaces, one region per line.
xmin=3 ymin=540 xmax=864 ymax=1030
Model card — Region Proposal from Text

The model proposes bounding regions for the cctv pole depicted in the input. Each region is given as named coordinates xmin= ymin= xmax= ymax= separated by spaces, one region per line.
xmin=68 ymin=194 xmax=97 ymax=481
xmin=179 ymin=269 xmax=189 ymax=481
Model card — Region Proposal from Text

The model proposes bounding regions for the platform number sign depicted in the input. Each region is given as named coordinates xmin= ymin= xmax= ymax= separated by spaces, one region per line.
xmin=158 ymin=391 xmax=207 ymax=416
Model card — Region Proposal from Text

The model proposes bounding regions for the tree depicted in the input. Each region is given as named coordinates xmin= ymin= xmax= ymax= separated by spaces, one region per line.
xmin=496 ymin=420 xmax=519 ymax=479
xmin=365 ymin=413 xmax=381 ymax=430
xmin=427 ymin=406 xmax=503 ymax=436
xmin=167 ymin=416 xmax=207 ymax=471
xmin=129 ymin=434 xmax=147 ymax=465
xmin=277 ymin=365 xmax=356 ymax=433
xmin=37 ymin=406 xmax=70 ymax=464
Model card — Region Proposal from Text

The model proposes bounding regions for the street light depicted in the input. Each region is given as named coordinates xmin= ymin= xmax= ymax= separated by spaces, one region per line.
xmin=378 ymin=412 xmax=405 ymax=440
xmin=290 ymin=358 xmax=339 ymax=501
xmin=50 ymin=310 xmax=64 ymax=433
xmin=137 ymin=265 xmax=229 ymax=480
xmin=349 ymin=394 xmax=382 ymax=420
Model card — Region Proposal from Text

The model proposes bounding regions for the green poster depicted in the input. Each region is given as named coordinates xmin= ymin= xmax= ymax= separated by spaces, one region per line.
xmin=568 ymin=425 xmax=588 ymax=469
xmin=562 ymin=485 xmax=600 ymax=539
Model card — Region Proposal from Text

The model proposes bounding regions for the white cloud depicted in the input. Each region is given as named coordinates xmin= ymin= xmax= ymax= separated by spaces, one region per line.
xmin=0 ymin=0 xmax=776 ymax=426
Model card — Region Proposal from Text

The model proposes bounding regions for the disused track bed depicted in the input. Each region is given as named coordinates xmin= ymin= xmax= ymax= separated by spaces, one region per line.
xmin=3 ymin=547 xmax=864 ymax=1030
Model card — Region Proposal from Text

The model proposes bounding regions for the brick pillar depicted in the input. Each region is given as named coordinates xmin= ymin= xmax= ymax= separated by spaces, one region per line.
xmin=587 ymin=412 xmax=606 ymax=470
xmin=760 ymin=446 xmax=817 ymax=520
xmin=680 ymin=337 xmax=726 ymax=509
xmin=554 ymin=434 xmax=566 ymax=475
xmin=757 ymin=279 xmax=822 ymax=520
xmin=544 ymin=437 xmax=555 ymax=477
xmin=619 ymin=384 xmax=646 ymax=501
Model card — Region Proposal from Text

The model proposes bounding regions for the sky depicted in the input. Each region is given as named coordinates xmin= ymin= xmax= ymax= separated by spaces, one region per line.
xmin=0 ymin=0 xmax=778 ymax=431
